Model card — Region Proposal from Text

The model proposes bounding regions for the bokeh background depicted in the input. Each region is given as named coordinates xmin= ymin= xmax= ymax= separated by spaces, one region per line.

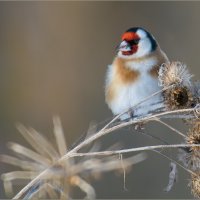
xmin=0 ymin=1 xmax=200 ymax=199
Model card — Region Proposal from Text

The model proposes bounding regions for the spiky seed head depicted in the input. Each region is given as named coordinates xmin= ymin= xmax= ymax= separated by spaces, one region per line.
xmin=187 ymin=121 xmax=200 ymax=151
xmin=190 ymin=173 xmax=200 ymax=199
xmin=179 ymin=120 xmax=200 ymax=171
xmin=189 ymin=152 xmax=200 ymax=171
xmin=163 ymin=85 xmax=194 ymax=110
xmin=158 ymin=62 xmax=193 ymax=87
xmin=178 ymin=148 xmax=200 ymax=171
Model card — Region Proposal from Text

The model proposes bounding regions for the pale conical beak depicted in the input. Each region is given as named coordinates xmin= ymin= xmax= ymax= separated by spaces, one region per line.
xmin=116 ymin=40 xmax=131 ymax=52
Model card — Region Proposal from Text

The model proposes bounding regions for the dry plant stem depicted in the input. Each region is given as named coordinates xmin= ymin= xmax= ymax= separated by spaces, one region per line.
xmin=153 ymin=118 xmax=186 ymax=138
xmin=8 ymin=142 xmax=51 ymax=166
xmin=14 ymin=144 xmax=199 ymax=199
xmin=13 ymin=107 xmax=197 ymax=199
xmin=69 ymin=144 xmax=200 ymax=162
xmin=69 ymin=107 xmax=195 ymax=155
xmin=2 ymin=171 xmax=38 ymax=181
xmin=13 ymin=108 xmax=195 ymax=199
xmin=119 ymin=154 xmax=128 ymax=191
xmin=0 ymin=155 xmax=40 ymax=170
xmin=153 ymin=150 xmax=195 ymax=175
xmin=52 ymin=117 xmax=69 ymax=200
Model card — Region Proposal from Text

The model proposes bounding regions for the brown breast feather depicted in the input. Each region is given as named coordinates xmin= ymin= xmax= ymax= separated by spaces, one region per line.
xmin=106 ymin=57 xmax=140 ymax=103
xmin=106 ymin=49 xmax=168 ymax=103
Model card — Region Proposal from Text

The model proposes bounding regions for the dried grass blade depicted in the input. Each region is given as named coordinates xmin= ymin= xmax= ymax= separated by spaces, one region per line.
xmin=16 ymin=123 xmax=51 ymax=158
xmin=44 ymin=183 xmax=59 ymax=199
xmin=1 ymin=171 xmax=38 ymax=181
xmin=0 ymin=154 xmax=42 ymax=171
xmin=3 ymin=180 xmax=13 ymax=197
xmin=91 ymin=153 xmax=146 ymax=172
xmin=7 ymin=142 xmax=51 ymax=166
xmin=29 ymin=127 xmax=59 ymax=160
xmin=154 ymin=118 xmax=186 ymax=138
xmin=53 ymin=116 xmax=67 ymax=156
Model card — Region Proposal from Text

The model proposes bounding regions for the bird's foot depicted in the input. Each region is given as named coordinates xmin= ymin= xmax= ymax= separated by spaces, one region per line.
xmin=134 ymin=122 xmax=145 ymax=131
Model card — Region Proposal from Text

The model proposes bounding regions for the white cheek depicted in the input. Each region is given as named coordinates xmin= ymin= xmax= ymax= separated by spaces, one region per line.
xmin=117 ymin=51 xmax=124 ymax=57
xmin=135 ymin=37 xmax=152 ymax=57
xmin=137 ymin=29 xmax=147 ymax=38
xmin=117 ymin=37 xmax=152 ymax=59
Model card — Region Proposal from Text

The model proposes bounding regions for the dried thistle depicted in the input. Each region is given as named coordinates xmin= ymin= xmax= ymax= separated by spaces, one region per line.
xmin=190 ymin=173 xmax=200 ymax=198
xmin=158 ymin=61 xmax=193 ymax=87
xmin=178 ymin=120 xmax=200 ymax=170
xmin=158 ymin=62 xmax=196 ymax=110
xmin=178 ymin=119 xmax=200 ymax=198
xmin=178 ymin=148 xmax=200 ymax=172
xmin=159 ymin=61 xmax=200 ymax=198
xmin=187 ymin=122 xmax=200 ymax=151
xmin=163 ymin=84 xmax=194 ymax=110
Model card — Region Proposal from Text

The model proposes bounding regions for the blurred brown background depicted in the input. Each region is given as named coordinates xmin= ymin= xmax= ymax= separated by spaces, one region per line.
xmin=0 ymin=1 xmax=200 ymax=199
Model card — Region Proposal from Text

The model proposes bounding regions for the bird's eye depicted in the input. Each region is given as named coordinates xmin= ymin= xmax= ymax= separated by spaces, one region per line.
xmin=129 ymin=39 xmax=140 ymax=45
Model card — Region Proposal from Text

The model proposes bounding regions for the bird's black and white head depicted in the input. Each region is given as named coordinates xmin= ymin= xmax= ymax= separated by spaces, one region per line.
xmin=117 ymin=27 xmax=158 ymax=59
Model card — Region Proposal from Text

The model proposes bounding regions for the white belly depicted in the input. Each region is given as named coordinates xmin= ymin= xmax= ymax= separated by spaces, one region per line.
xmin=109 ymin=73 xmax=163 ymax=120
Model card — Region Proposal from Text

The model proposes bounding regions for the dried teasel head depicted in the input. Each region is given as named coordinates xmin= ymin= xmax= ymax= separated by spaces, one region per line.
xmin=178 ymin=147 xmax=200 ymax=171
xmin=187 ymin=121 xmax=200 ymax=152
xmin=179 ymin=120 xmax=200 ymax=198
xmin=179 ymin=121 xmax=200 ymax=171
xmin=189 ymin=152 xmax=200 ymax=172
xmin=158 ymin=62 xmax=196 ymax=110
xmin=190 ymin=173 xmax=200 ymax=199
xmin=163 ymin=84 xmax=194 ymax=110
xmin=158 ymin=61 xmax=193 ymax=87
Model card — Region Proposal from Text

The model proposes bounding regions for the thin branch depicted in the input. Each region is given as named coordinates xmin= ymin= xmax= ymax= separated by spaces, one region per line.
xmin=13 ymin=107 xmax=197 ymax=199
xmin=68 ymin=144 xmax=200 ymax=159
xmin=153 ymin=118 xmax=186 ymax=138
xmin=152 ymin=150 xmax=195 ymax=175
xmin=69 ymin=108 xmax=195 ymax=155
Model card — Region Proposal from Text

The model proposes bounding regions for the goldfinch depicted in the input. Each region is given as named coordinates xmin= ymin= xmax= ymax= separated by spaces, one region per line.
xmin=105 ymin=27 xmax=169 ymax=120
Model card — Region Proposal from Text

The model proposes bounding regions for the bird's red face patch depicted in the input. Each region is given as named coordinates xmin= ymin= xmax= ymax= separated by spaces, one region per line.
xmin=121 ymin=45 xmax=138 ymax=55
xmin=122 ymin=32 xmax=140 ymax=41
xmin=121 ymin=32 xmax=140 ymax=55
